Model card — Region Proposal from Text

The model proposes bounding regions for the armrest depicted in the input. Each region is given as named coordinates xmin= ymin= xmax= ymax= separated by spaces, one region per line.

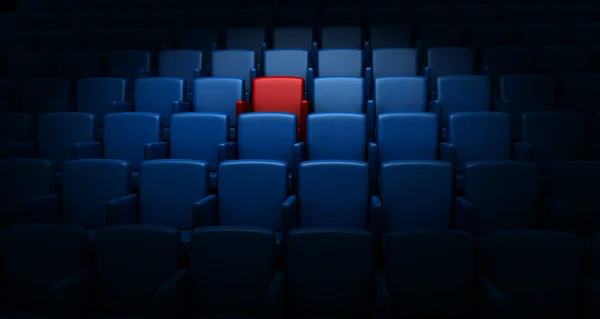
xmin=236 ymin=100 xmax=251 ymax=119
xmin=364 ymin=66 xmax=373 ymax=100
xmin=429 ymin=100 xmax=441 ymax=116
xmin=193 ymin=194 xmax=217 ymax=227
xmin=46 ymin=101 xmax=74 ymax=113
xmin=366 ymin=100 xmax=375 ymax=143
xmin=367 ymin=142 xmax=378 ymax=195
xmin=292 ymin=142 xmax=304 ymax=191
xmin=369 ymin=195 xmax=383 ymax=238
xmin=24 ymin=193 xmax=61 ymax=223
xmin=218 ymin=142 xmax=237 ymax=163
xmin=477 ymin=275 xmax=506 ymax=319
xmin=454 ymin=197 xmax=474 ymax=232
xmin=492 ymin=100 xmax=510 ymax=113
xmin=109 ymin=101 xmax=133 ymax=113
xmin=311 ymin=42 xmax=318 ymax=71
xmin=106 ymin=194 xmax=138 ymax=225
xmin=375 ymin=270 xmax=390 ymax=319
xmin=1 ymin=141 xmax=36 ymax=158
xmin=264 ymin=269 xmax=284 ymax=319
xmin=423 ymin=66 xmax=432 ymax=88
xmin=156 ymin=268 xmax=189 ymax=319
xmin=72 ymin=141 xmax=102 ymax=159
xmin=300 ymin=100 xmax=309 ymax=141
xmin=282 ymin=195 xmax=297 ymax=231
xmin=250 ymin=68 xmax=257 ymax=89
xmin=583 ymin=276 xmax=600 ymax=319
xmin=51 ymin=267 xmax=93 ymax=318
xmin=439 ymin=142 xmax=456 ymax=164
xmin=363 ymin=41 xmax=371 ymax=67
xmin=512 ymin=142 xmax=534 ymax=161
xmin=306 ymin=67 xmax=314 ymax=101
xmin=172 ymin=100 xmax=191 ymax=113
xmin=144 ymin=142 xmax=169 ymax=160
xmin=541 ymin=197 xmax=574 ymax=232
xmin=589 ymin=142 xmax=600 ymax=161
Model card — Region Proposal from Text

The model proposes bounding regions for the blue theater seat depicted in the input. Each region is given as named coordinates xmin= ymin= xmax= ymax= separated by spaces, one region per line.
xmin=424 ymin=47 xmax=475 ymax=96
xmin=17 ymin=77 xmax=70 ymax=115
xmin=106 ymin=159 xmax=209 ymax=250
xmin=480 ymin=230 xmax=599 ymax=318
xmin=455 ymin=161 xmax=540 ymax=234
xmin=178 ymin=226 xmax=282 ymax=317
xmin=483 ymin=46 xmax=534 ymax=96
xmin=52 ymin=225 xmax=184 ymax=318
xmin=543 ymin=161 xmax=600 ymax=235
xmin=444 ymin=112 xmax=511 ymax=189
xmin=320 ymin=26 xmax=363 ymax=50
xmin=225 ymin=27 xmax=266 ymax=67
xmin=416 ymin=25 xmax=463 ymax=61
xmin=384 ymin=230 xmax=475 ymax=317
xmin=430 ymin=75 xmax=491 ymax=140
xmin=296 ymin=160 xmax=380 ymax=230
xmin=158 ymin=50 xmax=204 ymax=101
xmin=73 ymin=112 xmax=163 ymax=188
xmin=284 ymin=228 xmax=389 ymax=318
xmin=263 ymin=49 xmax=314 ymax=99
xmin=514 ymin=112 xmax=587 ymax=172
xmin=375 ymin=112 xmax=440 ymax=160
xmin=313 ymin=77 xmax=365 ymax=113
xmin=378 ymin=161 xmax=453 ymax=232
xmin=0 ymin=224 xmax=89 ymax=318
xmin=0 ymin=158 xmax=55 ymax=227
xmin=192 ymin=77 xmax=243 ymax=139
xmin=194 ymin=160 xmax=294 ymax=247
xmin=107 ymin=50 xmax=152 ymax=96
xmin=304 ymin=114 xmax=376 ymax=191
xmin=218 ymin=113 xmax=302 ymax=191
xmin=145 ymin=113 xmax=228 ymax=189
xmin=368 ymin=77 xmax=428 ymax=139
xmin=24 ymin=159 xmax=131 ymax=241
xmin=75 ymin=78 xmax=127 ymax=137
xmin=494 ymin=75 xmax=555 ymax=140
xmin=112 ymin=77 xmax=191 ymax=139
xmin=210 ymin=50 xmax=257 ymax=99
xmin=372 ymin=48 xmax=419 ymax=78
xmin=316 ymin=49 xmax=372 ymax=97
xmin=272 ymin=26 xmax=314 ymax=52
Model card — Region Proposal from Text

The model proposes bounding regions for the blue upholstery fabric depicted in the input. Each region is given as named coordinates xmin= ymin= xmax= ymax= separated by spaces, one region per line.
xmin=263 ymin=50 xmax=309 ymax=80
xmin=218 ymin=160 xmax=288 ymax=230
xmin=0 ymin=159 xmax=55 ymax=227
xmin=427 ymin=47 xmax=474 ymax=92
xmin=104 ymin=112 xmax=162 ymax=170
xmin=62 ymin=159 xmax=131 ymax=228
xmin=189 ymin=226 xmax=277 ymax=316
xmin=460 ymin=161 xmax=540 ymax=233
xmin=76 ymin=78 xmax=126 ymax=128
xmin=38 ymin=112 xmax=95 ymax=170
xmin=0 ymin=224 xmax=88 ymax=311
xmin=193 ymin=78 xmax=244 ymax=127
xmin=298 ymin=161 xmax=369 ymax=228
xmin=377 ymin=113 xmax=438 ymax=163
xmin=369 ymin=26 xmax=412 ymax=49
xmin=211 ymin=50 xmax=256 ymax=93
xmin=286 ymin=228 xmax=373 ymax=317
xmin=272 ymin=27 xmax=313 ymax=51
xmin=374 ymin=77 xmax=427 ymax=113
xmin=448 ymin=112 xmax=511 ymax=172
xmin=436 ymin=75 xmax=491 ymax=127
xmin=484 ymin=231 xmax=581 ymax=318
xmin=170 ymin=113 xmax=228 ymax=172
xmin=372 ymin=48 xmax=418 ymax=78
xmin=139 ymin=159 xmax=209 ymax=230
xmin=313 ymin=77 xmax=363 ymax=113
xmin=158 ymin=50 xmax=203 ymax=94
xmin=317 ymin=50 xmax=363 ymax=77
xmin=237 ymin=113 xmax=297 ymax=166
xmin=320 ymin=26 xmax=362 ymax=49
xmin=498 ymin=75 xmax=555 ymax=129
xmin=380 ymin=161 xmax=453 ymax=232
xmin=384 ymin=230 xmax=475 ymax=318
xmin=306 ymin=113 xmax=366 ymax=161
xmin=134 ymin=77 xmax=185 ymax=128
xmin=107 ymin=50 xmax=151 ymax=93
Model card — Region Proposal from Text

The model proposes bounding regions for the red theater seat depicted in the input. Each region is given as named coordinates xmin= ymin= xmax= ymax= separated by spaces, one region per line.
xmin=236 ymin=76 xmax=309 ymax=141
